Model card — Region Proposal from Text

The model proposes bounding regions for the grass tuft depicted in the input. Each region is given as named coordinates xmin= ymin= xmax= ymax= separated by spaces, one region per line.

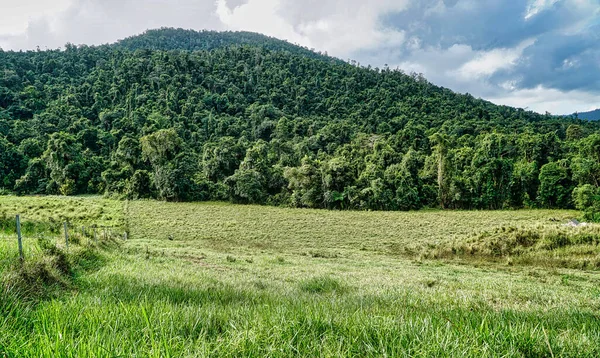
xmin=299 ymin=276 xmax=346 ymax=294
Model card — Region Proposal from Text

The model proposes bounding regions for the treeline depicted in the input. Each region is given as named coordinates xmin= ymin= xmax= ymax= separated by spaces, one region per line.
xmin=1 ymin=29 xmax=599 ymax=213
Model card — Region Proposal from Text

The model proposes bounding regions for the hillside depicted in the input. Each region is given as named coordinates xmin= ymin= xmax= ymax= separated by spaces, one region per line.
xmin=1 ymin=28 xmax=600 ymax=211
xmin=576 ymin=109 xmax=600 ymax=121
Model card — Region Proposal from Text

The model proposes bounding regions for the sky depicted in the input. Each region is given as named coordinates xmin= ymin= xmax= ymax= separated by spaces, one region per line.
xmin=0 ymin=0 xmax=599 ymax=114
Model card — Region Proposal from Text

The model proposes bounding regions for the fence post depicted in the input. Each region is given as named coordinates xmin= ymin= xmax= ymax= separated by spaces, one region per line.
xmin=16 ymin=215 xmax=23 ymax=262
xmin=64 ymin=222 xmax=69 ymax=248
xmin=94 ymin=226 xmax=98 ymax=244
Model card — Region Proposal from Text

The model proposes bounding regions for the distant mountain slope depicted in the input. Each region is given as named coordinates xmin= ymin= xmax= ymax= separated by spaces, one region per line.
xmin=575 ymin=109 xmax=600 ymax=120
xmin=114 ymin=27 xmax=339 ymax=63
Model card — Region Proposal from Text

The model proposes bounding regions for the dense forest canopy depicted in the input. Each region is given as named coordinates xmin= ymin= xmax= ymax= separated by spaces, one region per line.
xmin=115 ymin=28 xmax=340 ymax=63
xmin=1 ymin=28 xmax=600 ymax=214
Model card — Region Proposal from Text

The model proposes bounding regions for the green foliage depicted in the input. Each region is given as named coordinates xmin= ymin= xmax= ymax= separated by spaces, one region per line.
xmin=127 ymin=170 xmax=152 ymax=199
xmin=573 ymin=184 xmax=600 ymax=221
xmin=225 ymin=169 xmax=266 ymax=204
xmin=115 ymin=28 xmax=337 ymax=62
xmin=1 ymin=28 xmax=599 ymax=212
xmin=538 ymin=161 xmax=574 ymax=208
xmin=0 ymin=135 xmax=26 ymax=188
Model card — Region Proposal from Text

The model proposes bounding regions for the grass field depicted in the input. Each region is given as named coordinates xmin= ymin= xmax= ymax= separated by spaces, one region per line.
xmin=1 ymin=196 xmax=600 ymax=357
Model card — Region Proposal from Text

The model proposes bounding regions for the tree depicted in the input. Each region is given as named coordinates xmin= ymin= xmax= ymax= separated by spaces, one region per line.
xmin=322 ymin=156 xmax=354 ymax=209
xmin=140 ymin=129 xmax=184 ymax=201
xmin=42 ymin=132 xmax=86 ymax=195
xmin=429 ymin=133 xmax=451 ymax=208
xmin=126 ymin=170 xmax=152 ymax=199
xmin=0 ymin=136 xmax=26 ymax=189
xmin=14 ymin=158 xmax=47 ymax=194
xmin=225 ymin=169 xmax=266 ymax=204
xmin=285 ymin=156 xmax=323 ymax=208
xmin=538 ymin=161 xmax=573 ymax=208
xmin=201 ymin=137 xmax=244 ymax=181
xmin=572 ymin=184 xmax=600 ymax=221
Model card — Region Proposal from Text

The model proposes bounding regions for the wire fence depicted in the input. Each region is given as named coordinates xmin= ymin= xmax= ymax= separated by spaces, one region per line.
xmin=0 ymin=214 xmax=127 ymax=266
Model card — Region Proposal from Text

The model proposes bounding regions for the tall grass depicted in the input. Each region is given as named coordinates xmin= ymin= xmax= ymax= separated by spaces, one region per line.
xmin=2 ymin=270 xmax=599 ymax=357
xmin=425 ymin=224 xmax=600 ymax=269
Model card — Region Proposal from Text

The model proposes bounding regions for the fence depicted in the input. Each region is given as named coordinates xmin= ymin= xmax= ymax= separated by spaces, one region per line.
xmin=0 ymin=214 xmax=128 ymax=265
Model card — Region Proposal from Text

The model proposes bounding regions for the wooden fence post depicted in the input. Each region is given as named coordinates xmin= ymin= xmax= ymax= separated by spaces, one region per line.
xmin=94 ymin=226 xmax=98 ymax=244
xmin=64 ymin=222 xmax=69 ymax=248
xmin=16 ymin=215 xmax=23 ymax=262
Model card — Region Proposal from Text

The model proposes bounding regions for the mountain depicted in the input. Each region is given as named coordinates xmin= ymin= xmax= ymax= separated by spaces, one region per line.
xmin=1 ymin=28 xmax=599 ymax=211
xmin=575 ymin=109 xmax=600 ymax=121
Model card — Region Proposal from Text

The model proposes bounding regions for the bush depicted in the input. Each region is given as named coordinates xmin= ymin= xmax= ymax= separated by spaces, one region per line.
xmin=573 ymin=184 xmax=600 ymax=221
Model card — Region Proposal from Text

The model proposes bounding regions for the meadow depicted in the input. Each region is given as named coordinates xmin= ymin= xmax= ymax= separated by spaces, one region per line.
xmin=1 ymin=196 xmax=599 ymax=357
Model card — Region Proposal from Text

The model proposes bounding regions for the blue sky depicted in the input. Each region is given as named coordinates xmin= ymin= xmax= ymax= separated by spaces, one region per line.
xmin=1 ymin=0 xmax=599 ymax=114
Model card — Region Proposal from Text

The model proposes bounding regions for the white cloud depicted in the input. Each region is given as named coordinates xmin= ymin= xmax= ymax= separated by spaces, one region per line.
xmin=488 ymin=86 xmax=600 ymax=114
xmin=524 ymin=0 xmax=560 ymax=20
xmin=215 ymin=0 xmax=310 ymax=47
xmin=0 ymin=0 xmax=72 ymax=34
xmin=0 ymin=0 xmax=224 ymax=50
xmin=216 ymin=0 xmax=408 ymax=57
xmin=1 ymin=0 xmax=408 ymax=57
xmin=455 ymin=38 xmax=535 ymax=80
xmin=392 ymin=38 xmax=599 ymax=114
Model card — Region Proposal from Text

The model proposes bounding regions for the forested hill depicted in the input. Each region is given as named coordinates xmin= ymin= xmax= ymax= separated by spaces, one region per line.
xmin=1 ymin=29 xmax=600 ymax=212
xmin=114 ymin=28 xmax=339 ymax=63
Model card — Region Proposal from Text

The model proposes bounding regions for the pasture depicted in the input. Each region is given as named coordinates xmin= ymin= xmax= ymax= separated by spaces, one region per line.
xmin=1 ymin=196 xmax=599 ymax=357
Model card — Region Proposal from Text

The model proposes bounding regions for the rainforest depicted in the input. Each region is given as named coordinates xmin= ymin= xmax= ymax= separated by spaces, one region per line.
xmin=1 ymin=28 xmax=599 ymax=214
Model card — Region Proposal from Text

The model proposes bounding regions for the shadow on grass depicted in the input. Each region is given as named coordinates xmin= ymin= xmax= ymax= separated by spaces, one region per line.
xmin=83 ymin=272 xmax=267 ymax=307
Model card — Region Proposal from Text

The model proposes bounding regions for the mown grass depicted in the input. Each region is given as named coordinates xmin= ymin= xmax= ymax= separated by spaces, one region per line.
xmin=1 ymin=197 xmax=599 ymax=357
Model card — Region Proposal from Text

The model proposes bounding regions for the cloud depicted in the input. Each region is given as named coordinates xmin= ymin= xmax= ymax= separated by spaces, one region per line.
xmin=377 ymin=0 xmax=600 ymax=113
xmin=0 ymin=0 xmax=72 ymax=35
xmin=494 ymin=27 xmax=600 ymax=93
xmin=525 ymin=0 xmax=561 ymax=20
xmin=0 ymin=0 xmax=224 ymax=50
xmin=216 ymin=0 xmax=408 ymax=56
xmin=215 ymin=0 xmax=310 ymax=48
xmin=488 ymin=86 xmax=600 ymax=114
xmin=456 ymin=38 xmax=536 ymax=80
